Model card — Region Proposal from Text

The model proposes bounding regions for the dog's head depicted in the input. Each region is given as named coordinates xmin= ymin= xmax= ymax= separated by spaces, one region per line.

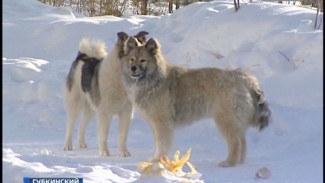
xmin=116 ymin=31 xmax=149 ymax=58
xmin=121 ymin=37 xmax=163 ymax=81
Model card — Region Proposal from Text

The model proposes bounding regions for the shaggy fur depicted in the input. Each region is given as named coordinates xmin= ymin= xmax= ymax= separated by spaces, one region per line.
xmin=120 ymin=37 xmax=271 ymax=167
xmin=64 ymin=31 xmax=148 ymax=157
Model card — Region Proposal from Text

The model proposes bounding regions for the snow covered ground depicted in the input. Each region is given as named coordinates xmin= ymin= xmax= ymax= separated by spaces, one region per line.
xmin=3 ymin=0 xmax=323 ymax=182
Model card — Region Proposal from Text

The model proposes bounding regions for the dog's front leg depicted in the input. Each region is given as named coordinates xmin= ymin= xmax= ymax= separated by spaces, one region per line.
xmin=149 ymin=119 xmax=173 ymax=161
xmin=117 ymin=105 xmax=133 ymax=157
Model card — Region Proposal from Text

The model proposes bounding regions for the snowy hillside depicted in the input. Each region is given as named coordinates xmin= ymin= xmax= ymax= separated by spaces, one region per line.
xmin=3 ymin=0 xmax=323 ymax=182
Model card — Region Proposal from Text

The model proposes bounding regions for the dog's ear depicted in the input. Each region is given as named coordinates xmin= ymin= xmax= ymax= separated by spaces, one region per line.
xmin=122 ymin=36 xmax=138 ymax=56
xmin=117 ymin=32 xmax=129 ymax=48
xmin=117 ymin=32 xmax=129 ymax=42
xmin=117 ymin=32 xmax=130 ymax=58
xmin=134 ymin=31 xmax=149 ymax=44
xmin=126 ymin=36 xmax=138 ymax=49
xmin=145 ymin=38 xmax=160 ymax=54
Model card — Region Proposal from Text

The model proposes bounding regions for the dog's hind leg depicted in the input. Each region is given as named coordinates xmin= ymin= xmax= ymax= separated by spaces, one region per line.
xmin=214 ymin=113 xmax=241 ymax=167
xmin=78 ymin=102 xmax=94 ymax=149
xmin=64 ymin=92 xmax=81 ymax=151
xmin=218 ymin=135 xmax=240 ymax=167
xmin=96 ymin=109 xmax=112 ymax=156
xmin=238 ymin=133 xmax=246 ymax=164
xmin=117 ymin=105 xmax=133 ymax=157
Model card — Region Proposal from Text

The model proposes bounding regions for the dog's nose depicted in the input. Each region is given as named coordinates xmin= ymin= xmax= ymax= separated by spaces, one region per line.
xmin=131 ymin=66 xmax=137 ymax=72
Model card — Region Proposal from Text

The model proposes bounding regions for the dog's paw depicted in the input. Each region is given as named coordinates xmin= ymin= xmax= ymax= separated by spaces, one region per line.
xmin=78 ymin=142 xmax=87 ymax=149
xmin=119 ymin=150 xmax=131 ymax=157
xmin=99 ymin=150 xmax=110 ymax=156
xmin=218 ymin=160 xmax=236 ymax=167
xmin=63 ymin=144 xmax=72 ymax=151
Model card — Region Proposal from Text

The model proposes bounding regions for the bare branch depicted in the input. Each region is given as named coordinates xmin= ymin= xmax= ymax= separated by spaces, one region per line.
xmin=279 ymin=51 xmax=290 ymax=62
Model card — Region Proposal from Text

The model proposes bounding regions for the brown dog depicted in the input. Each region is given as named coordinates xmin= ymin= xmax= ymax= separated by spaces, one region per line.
xmin=120 ymin=37 xmax=271 ymax=167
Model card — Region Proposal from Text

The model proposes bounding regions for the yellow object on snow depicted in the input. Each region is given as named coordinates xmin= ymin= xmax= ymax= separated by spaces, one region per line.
xmin=137 ymin=148 xmax=198 ymax=177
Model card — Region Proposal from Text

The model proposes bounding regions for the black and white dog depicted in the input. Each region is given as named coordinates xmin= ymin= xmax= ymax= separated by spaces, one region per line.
xmin=64 ymin=31 xmax=148 ymax=157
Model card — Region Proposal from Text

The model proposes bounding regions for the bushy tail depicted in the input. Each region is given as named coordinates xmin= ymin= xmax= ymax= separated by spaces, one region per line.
xmin=66 ymin=38 xmax=107 ymax=91
xmin=78 ymin=38 xmax=107 ymax=60
xmin=251 ymin=84 xmax=271 ymax=131
xmin=239 ymin=70 xmax=271 ymax=131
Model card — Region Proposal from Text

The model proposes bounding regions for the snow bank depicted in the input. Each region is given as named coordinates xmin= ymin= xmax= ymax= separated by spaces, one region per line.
xmin=3 ymin=0 xmax=323 ymax=182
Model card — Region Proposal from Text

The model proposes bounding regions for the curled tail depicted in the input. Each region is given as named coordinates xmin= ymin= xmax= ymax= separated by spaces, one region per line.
xmin=251 ymin=84 xmax=271 ymax=131
xmin=66 ymin=38 xmax=107 ymax=92
xmin=78 ymin=38 xmax=107 ymax=60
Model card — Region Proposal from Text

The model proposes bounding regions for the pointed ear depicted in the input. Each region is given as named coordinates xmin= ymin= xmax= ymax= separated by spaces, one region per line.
xmin=145 ymin=38 xmax=160 ymax=54
xmin=117 ymin=32 xmax=129 ymax=47
xmin=117 ymin=32 xmax=129 ymax=42
xmin=122 ymin=36 xmax=138 ymax=56
xmin=134 ymin=31 xmax=149 ymax=44
xmin=126 ymin=36 xmax=138 ymax=49
xmin=117 ymin=32 xmax=129 ymax=57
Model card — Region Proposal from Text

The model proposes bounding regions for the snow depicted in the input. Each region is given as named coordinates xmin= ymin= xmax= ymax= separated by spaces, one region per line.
xmin=3 ymin=0 xmax=323 ymax=182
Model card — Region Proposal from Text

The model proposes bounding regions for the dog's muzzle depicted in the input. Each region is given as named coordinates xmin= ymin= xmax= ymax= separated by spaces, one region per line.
xmin=130 ymin=66 xmax=144 ymax=79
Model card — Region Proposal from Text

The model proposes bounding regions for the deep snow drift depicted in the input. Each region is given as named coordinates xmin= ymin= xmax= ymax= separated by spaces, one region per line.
xmin=3 ymin=0 xmax=323 ymax=182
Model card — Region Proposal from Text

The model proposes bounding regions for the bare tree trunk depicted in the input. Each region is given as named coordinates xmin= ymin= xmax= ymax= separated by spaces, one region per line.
xmin=141 ymin=0 xmax=148 ymax=15
xmin=315 ymin=7 xmax=319 ymax=29
xmin=131 ymin=0 xmax=139 ymax=14
xmin=234 ymin=0 xmax=240 ymax=11
xmin=314 ymin=0 xmax=323 ymax=29
xmin=77 ymin=0 xmax=81 ymax=13
xmin=320 ymin=0 xmax=323 ymax=12
xmin=183 ymin=0 xmax=190 ymax=6
xmin=81 ymin=0 xmax=86 ymax=15
xmin=88 ymin=0 xmax=95 ymax=16
xmin=58 ymin=0 xmax=65 ymax=6
xmin=176 ymin=0 xmax=180 ymax=9
xmin=99 ymin=0 xmax=102 ymax=15
xmin=119 ymin=0 xmax=128 ymax=16
xmin=169 ymin=0 xmax=173 ymax=13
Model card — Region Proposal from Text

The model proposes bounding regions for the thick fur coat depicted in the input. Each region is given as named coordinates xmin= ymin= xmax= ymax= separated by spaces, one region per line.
xmin=64 ymin=31 xmax=148 ymax=157
xmin=120 ymin=37 xmax=271 ymax=166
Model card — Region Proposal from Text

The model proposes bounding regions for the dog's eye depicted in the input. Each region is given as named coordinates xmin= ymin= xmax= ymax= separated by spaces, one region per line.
xmin=130 ymin=58 xmax=135 ymax=62
xmin=140 ymin=59 xmax=146 ymax=63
